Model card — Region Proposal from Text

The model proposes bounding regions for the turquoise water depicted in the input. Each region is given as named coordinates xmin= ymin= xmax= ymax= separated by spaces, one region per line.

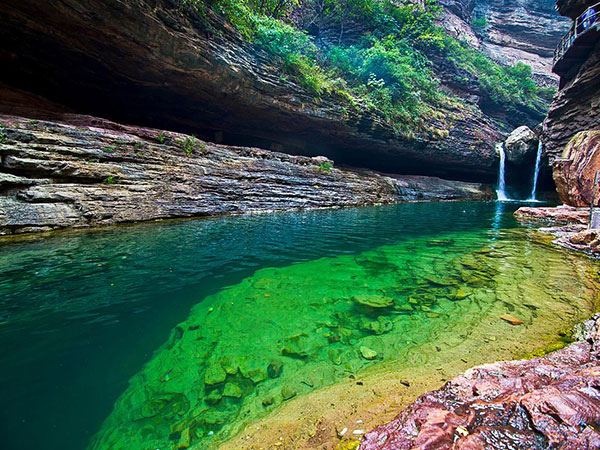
xmin=0 ymin=202 xmax=597 ymax=450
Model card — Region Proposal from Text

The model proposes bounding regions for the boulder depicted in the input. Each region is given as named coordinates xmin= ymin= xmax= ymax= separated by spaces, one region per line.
xmin=553 ymin=130 xmax=600 ymax=207
xmin=514 ymin=205 xmax=590 ymax=225
xmin=504 ymin=126 xmax=537 ymax=164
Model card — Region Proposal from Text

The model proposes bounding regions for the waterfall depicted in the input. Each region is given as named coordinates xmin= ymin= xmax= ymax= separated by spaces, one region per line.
xmin=496 ymin=143 xmax=509 ymax=201
xmin=528 ymin=139 xmax=543 ymax=201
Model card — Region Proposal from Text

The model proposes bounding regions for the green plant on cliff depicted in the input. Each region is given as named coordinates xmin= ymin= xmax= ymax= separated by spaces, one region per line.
xmin=193 ymin=0 xmax=549 ymax=132
xmin=471 ymin=16 xmax=487 ymax=31
xmin=177 ymin=135 xmax=208 ymax=156
xmin=0 ymin=125 xmax=8 ymax=144
xmin=317 ymin=162 xmax=333 ymax=174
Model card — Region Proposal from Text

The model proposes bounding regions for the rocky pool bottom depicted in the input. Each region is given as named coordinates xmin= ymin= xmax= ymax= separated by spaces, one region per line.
xmin=88 ymin=226 xmax=600 ymax=450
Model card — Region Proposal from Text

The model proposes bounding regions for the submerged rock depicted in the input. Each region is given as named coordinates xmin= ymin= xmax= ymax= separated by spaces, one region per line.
xmin=359 ymin=346 xmax=378 ymax=360
xmin=204 ymin=363 xmax=227 ymax=386
xmin=352 ymin=295 xmax=395 ymax=310
xmin=267 ymin=360 xmax=283 ymax=379
xmin=499 ymin=314 xmax=524 ymax=325
xmin=359 ymin=317 xmax=393 ymax=335
xmin=360 ymin=314 xmax=600 ymax=450
xmin=223 ymin=382 xmax=243 ymax=398
xmin=281 ymin=385 xmax=297 ymax=401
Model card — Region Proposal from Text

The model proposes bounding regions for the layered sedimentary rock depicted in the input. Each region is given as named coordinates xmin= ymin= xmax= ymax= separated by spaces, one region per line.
xmin=552 ymin=130 xmax=600 ymax=206
xmin=542 ymin=0 xmax=600 ymax=210
xmin=544 ymin=39 xmax=600 ymax=164
xmin=0 ymin=0 xmax=504 ymax=181
xmin=360 ymin=314 xmax=600 ymax=450
xmin=441 ymin=0 xmax=570 ymax=85
xmin=0 ymin=115 xmax=492 ymax=235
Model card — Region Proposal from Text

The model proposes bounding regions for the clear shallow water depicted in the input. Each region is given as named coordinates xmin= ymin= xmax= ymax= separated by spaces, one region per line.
xmin=0 ymin=202 xmax=597 ymax=450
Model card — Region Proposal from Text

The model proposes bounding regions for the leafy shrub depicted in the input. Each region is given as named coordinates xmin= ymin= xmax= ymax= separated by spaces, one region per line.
xmin=317 ymin=162 xmax=333 ymax=173
xmin=186 ymin=0 xmax=549 ymax=133
xmin=471 ymin=17 xmax=487 ymax=31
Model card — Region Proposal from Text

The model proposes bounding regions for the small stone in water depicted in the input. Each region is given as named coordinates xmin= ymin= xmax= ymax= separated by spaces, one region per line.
xmin=204 ymin=363 xmax=227 ymax=385
xmin=267 ymin=360 xmax=283 ymax=378
xmin=499 ymin=314 xmax=523 ymax=325
xmin=223 ymin=382 xmax=243 ymax=398
xmin=352 ymin=295 xmax=394 ymax=309
xmin=281 ymin=385 xmax=297 ymax=400
xmin=360 ymin=346 xmax=378 ymax=360
xmin=205 ymin=389 xmax=223 ymax=405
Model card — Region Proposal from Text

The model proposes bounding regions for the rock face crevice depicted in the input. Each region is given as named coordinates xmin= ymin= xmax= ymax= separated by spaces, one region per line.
xmin=0 ymin=115 xmax=493 ymax=235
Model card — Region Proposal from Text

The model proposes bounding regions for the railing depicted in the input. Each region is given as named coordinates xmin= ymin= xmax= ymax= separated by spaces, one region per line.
xmin=553 ymin=2 xmax=600 ymax=66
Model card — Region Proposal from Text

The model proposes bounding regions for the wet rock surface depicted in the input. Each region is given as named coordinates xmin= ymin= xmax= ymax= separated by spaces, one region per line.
xmin=514 ymin=205 xmax=589 ymax=225
xmin=0 ymin=115 xmax=493 ymax=235
xmin=514 ymin=205 xmax=600 ymax=255
xmin=360 ymin=314 xmax=600 ymax=450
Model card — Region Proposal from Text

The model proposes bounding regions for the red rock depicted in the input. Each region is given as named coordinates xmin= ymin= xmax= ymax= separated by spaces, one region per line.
xmin=553 ymin=131 xmax=600 ymax=207
xmin=359 ymin=314 xmax=600 ymax=450
xmin=499 ymin=314 xmax=524 ymax=325
xmin=514 ymin=205 xmax=589 ymax=225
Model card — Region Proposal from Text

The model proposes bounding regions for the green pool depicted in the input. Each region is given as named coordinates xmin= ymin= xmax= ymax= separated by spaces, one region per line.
xmin=0 ymin=202 xmax=597 ymax=450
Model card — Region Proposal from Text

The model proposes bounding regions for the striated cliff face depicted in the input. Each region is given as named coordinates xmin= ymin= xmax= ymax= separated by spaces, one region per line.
xmin=544 ymin=0 xmax=600 ymax=206
xmin=0 ymin=0 xmax=504 ymax=182
xmin=0 ymin=114 xmax=492 ymax=235
xmin=441 ymin=0 xmax=570 ymax=86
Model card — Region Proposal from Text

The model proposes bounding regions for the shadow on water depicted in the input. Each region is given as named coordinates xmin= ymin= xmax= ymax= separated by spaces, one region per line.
xmin=0 ymin=202 xmax=538 ymax=450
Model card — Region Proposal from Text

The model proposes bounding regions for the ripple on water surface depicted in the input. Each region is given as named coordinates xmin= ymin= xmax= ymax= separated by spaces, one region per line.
xmin=0 ymin=202 xmax=598 ymax=450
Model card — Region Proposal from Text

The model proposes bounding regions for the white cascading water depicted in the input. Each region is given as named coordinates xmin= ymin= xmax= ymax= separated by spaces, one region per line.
xmin=496 ymin=143 xmax=509 ymax=201
xmin=528 ymin=139 xmax=543 ymax=201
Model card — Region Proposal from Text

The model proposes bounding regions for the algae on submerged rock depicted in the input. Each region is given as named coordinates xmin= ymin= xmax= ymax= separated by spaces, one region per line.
xmin=88 ymin=229 xmax=600 ymax=450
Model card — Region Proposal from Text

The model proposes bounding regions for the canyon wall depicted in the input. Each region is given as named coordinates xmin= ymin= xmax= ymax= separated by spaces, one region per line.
xmin=0 ymin=0 xmax=566 ymax=186
xmin=0 ymin=115 xmax=492 ymax=235
xmin=0 ymin=0 xmax=501 ymax=182
xmin=441 ymin=0 xmax=569 ymax=86
xmin=544 ymin=0 xmax=600 ymax=206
